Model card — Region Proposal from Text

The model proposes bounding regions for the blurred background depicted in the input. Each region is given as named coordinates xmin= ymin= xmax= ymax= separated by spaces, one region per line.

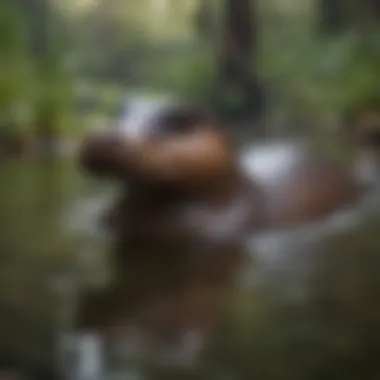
xmin=1 ymin=0 xmax=380 ymax=379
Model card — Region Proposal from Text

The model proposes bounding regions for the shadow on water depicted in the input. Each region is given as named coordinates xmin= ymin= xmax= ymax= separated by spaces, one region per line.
xmin=1 ymin=152 xmax=380 ymax=379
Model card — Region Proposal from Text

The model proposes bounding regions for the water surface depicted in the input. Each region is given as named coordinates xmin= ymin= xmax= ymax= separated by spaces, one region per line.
xmin=1 ymin=154 xmax=380 ymax=380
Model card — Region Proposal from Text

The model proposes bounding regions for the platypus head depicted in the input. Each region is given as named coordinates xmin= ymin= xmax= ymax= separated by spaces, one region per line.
xmin=79 ymin=98 xmax=235 ymax=196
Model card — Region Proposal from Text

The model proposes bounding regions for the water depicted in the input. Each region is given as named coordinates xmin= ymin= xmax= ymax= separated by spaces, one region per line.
xmin=1 ymin=155 xmax=380 ymax=380
xmin=0 ymin=157 xmax=111 ymax=376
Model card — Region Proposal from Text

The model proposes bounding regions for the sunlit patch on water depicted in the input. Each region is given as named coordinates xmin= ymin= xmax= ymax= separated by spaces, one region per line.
xmin=245 ymin=184 xmax=380 ymax=298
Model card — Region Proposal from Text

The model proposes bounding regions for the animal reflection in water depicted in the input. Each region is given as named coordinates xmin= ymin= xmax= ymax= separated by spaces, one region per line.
xmin=65 ymin=98 xmax=380 ymax=379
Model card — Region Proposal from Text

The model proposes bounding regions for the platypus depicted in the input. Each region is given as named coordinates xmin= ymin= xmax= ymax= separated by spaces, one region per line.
xmin=79 ymin=98 xmax=363 ymax=246
xmin=69 ymin=98 xmax=373 ymax=377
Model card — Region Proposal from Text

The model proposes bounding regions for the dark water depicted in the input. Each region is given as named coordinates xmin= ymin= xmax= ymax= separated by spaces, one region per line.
xmin=1 ymin=156 xmax=380 ymax=380
xmin=0 ymin=157 xmax=112 ymax=376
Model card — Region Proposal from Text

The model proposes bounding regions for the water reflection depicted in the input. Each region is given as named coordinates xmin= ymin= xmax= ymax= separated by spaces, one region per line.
xmin=0 ymin=158 xmax=111 ymax=378
xmin=61 ymin=175 xmax=380 ymax=379
xmin=69 ymin=235 xmax=246 ymax=377
xmin=1 ymin=156 xmax=380 ymax=380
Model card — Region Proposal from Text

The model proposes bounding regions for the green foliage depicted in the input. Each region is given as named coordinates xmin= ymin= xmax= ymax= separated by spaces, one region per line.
xmin=33 ymin=50 xmax=76 ymax=135
xmin=145 ymin=47 xmax=218 ymax=104
xmin=0 ymin=4 xmax=35 ymax=135
xmin=0 ymin=2 xmax=77 ymax=141
xmin=258 ymin=3 xmax=380 ymax=127
xmin=2 ymin=0 xmax=380 ymax=140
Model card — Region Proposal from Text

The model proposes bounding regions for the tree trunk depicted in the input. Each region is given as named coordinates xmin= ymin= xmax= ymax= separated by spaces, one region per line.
xmin=318 ymin=0 xmax=347 ymax=34
xmin=218 ymin=0 xmax=265 ymax=123
xmin=194 ymin=0 xmax=216 ymax=40
xmin=318 ymin=0 xmax=380 ymax=34
xmin=359 ymin=0 xmax=380 ymax=25
xmin=371 ymin=0 xmax=380 ymax=20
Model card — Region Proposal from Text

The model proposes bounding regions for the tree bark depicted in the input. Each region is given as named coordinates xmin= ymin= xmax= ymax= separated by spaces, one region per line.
xmin=318 ymin=0 xmax=380 ymax=34
xmin=318 ymin=0 xmax=347 ymax=34
xmin=219 ymin=0 xmax=265 ymax=122
xmin=371 ymin=0 xmax=380 ymax=20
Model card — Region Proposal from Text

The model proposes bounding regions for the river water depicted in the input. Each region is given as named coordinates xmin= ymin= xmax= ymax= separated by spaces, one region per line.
xmin=1 ymin=145 xmax=380 ymax=380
